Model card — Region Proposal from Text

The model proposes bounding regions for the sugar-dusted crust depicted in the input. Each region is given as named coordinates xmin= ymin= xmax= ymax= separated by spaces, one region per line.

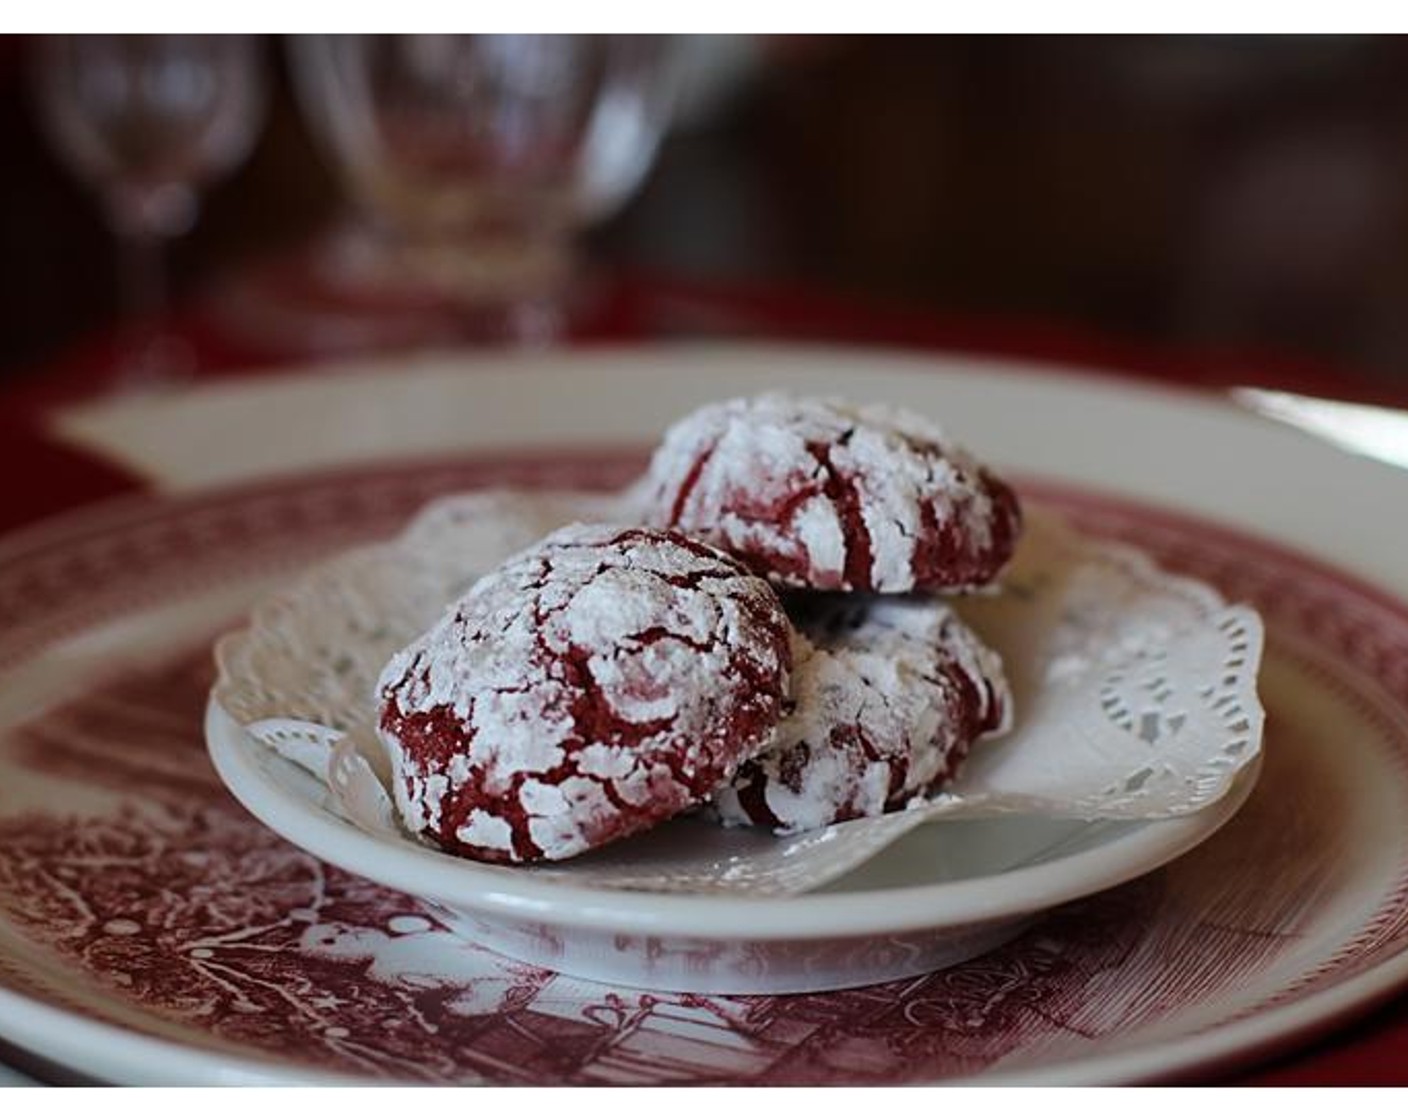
xmin=643 ymin=394 xmax=1022 ymax=593
xmin=376 ymin=524 xmax=792 ymax=863
xmin=713 ymin=594 xmax=1011 ymax=833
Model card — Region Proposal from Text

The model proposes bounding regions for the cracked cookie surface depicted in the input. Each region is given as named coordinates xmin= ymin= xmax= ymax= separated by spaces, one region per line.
xmin=713 ymin=595 xmax=1011 ymax=833
xmin=376 ymin=524 xmax=793 ymax=863
xmin=643 ymin=394 xmax=1022 ymax=593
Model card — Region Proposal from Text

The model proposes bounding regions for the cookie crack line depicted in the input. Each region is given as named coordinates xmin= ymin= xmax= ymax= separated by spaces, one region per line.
xmin=667 ymin=439 xmax=720 ymax=526
xmin=563 ymin=643 xmax=678 ymax=750
xmin=807 ymin=438 xmax=875 ymax=592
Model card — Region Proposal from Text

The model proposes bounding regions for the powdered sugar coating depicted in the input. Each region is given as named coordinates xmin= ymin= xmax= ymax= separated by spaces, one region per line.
xmin=643 ymin=394 xmax=1022 ymax=593
xmin=376 ymin=524 xmax=793 ymax=864
xmin=713 ymin=595 xmax=1011 ymax=834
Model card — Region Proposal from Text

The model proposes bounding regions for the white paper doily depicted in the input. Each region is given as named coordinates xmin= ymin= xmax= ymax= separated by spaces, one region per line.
xmin=211 ymin=488 xmax=1265 ymax=896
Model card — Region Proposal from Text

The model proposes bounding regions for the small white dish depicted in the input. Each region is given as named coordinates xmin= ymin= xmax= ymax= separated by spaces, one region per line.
xmin=206 ymin=697 xmax=1259 ymax=994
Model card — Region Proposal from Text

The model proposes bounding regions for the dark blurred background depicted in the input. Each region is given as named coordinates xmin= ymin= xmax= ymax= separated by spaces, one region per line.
xmin=5 ymin=34 xmax=1408 ymax=388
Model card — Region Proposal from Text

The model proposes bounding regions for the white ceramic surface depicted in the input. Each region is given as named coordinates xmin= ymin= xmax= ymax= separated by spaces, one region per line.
xmin=207 ymin=696 xmax=1260 ymax=994
xmin=1 ymin=346 xmax=1407 ymax=1086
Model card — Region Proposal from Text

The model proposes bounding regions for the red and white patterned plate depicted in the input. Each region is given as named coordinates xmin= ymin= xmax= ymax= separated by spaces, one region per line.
xmin=1 ymin=454 xmax=1407 ymax=1085
xmin=4 ymin=348 xmax=1408 ymax=1084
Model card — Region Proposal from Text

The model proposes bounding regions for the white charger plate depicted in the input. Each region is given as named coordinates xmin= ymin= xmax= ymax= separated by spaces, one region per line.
xmin=2 ymin=345 xmax=1407 ymax=1085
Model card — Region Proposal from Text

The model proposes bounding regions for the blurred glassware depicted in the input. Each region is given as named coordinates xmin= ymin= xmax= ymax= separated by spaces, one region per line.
xmin=32 ymin=34 xmax=267 ymax=389
xmin=288 ymin=34 xmax=677 ymax=344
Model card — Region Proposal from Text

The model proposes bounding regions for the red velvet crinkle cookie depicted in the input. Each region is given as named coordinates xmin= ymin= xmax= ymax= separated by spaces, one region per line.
xmin=376 ymin=524 xmax=793 ymax=864
xmin=712 ymin=595 xmax=1011 ymax=834
xmin=644 ymin=395 xmax=1022 ymax=593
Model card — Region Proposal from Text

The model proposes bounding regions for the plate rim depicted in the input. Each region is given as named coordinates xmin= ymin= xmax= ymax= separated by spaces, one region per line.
xmin=0 ymin=986 xmax=367 ymax=1087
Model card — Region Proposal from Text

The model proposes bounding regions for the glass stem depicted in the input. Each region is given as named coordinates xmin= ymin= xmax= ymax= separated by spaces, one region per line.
xmin=118 ymin=227 xmax=168 ymax=328
xmin=104 ymin=186 xmax=195 ymax=391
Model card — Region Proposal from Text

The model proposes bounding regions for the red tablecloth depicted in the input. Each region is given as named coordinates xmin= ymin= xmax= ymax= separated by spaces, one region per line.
xmin=3 ymin=271 xmax=1407 ymax=1086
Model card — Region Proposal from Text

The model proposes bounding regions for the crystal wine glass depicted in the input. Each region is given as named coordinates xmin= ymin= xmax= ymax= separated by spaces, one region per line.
xmin=32 ymin=34 xmax=268 ymax=389
xmin=290 ymin=34 xmax=676 ymax=344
